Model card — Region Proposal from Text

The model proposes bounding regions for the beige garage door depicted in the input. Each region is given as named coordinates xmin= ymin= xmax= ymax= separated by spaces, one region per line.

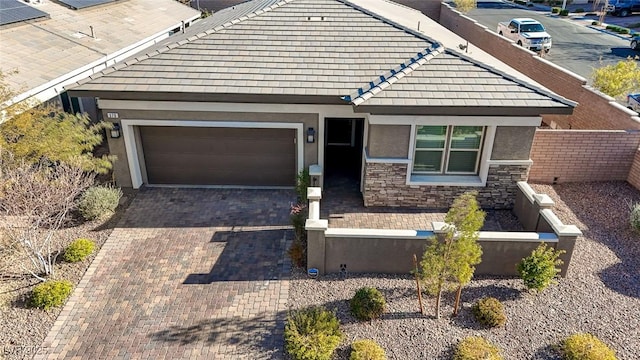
xmin=139 ymin=126 xmax=296 ymax=186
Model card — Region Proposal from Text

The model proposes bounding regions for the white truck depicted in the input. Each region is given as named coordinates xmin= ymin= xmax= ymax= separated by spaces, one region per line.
xmin=497 ymin=18 xmax=552 ymax=53
xmin=627 ymin=93 xmax=640 ymax=112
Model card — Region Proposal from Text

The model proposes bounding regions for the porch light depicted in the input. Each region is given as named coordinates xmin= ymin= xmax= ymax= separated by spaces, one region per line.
xmin=110 ymin=123 xmax=121 ymax=138
xmin=306 ymin=127 xmax=316 ymax=143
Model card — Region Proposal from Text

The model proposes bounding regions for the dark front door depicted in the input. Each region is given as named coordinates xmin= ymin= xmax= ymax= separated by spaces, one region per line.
xmin=324 ymin=118 xmax=364 ymax=188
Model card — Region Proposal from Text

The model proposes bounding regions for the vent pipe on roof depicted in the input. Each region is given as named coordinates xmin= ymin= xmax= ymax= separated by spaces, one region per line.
xmin=90 ymin=26 xmax=95 ymax=38
xmin=181 ymin=21 xmax=185 ymax=33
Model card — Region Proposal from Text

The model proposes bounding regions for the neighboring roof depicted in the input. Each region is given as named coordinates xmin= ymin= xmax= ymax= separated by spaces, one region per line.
xmin=0 ymin=0 xmax=200 ymax=104
xmin=69 ymin=0 xmax=576 ymax=115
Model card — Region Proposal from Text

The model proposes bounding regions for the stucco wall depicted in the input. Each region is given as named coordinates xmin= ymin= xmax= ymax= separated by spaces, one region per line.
xmin=367 ymin=124 xmax=411 ymax=158
xmin=363 ymin=162 xmax=529 ymax=209
xmin=103 ymin=109 xmax=318 ymax=188
xmin=491 ymin=126 xmax=536 ymax=160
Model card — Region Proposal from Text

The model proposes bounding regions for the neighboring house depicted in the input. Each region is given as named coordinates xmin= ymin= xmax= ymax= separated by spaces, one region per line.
xmin=67 ymin=0 xmax=576 ymax=209
xmin=0 ymin=0 xmax=200 ymax=118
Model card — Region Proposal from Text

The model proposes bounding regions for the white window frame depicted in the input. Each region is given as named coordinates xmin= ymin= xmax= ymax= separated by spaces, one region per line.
xmin=413 ymin=125 xmax=485 ymax=175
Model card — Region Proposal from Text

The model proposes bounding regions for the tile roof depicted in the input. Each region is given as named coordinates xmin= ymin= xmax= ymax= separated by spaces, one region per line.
xmin=70 ymin=0 xmax=575 ymax=111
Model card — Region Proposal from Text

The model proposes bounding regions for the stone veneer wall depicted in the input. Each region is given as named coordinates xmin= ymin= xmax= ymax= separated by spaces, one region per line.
xmin=363 ymin=162 xmax=529 ymax=209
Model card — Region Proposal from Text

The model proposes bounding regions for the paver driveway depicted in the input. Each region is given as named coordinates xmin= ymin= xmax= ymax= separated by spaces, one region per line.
xmin=37 ymin=188 xmax=295 ymax=360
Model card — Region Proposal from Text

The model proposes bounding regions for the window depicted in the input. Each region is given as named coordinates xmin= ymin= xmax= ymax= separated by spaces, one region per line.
xmin=413 ymin=125 xmax=484 ymax=175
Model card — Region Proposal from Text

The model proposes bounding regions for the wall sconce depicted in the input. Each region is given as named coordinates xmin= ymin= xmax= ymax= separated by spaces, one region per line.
xmin=306 ymin=127 xmax=316 ymax=143
xmin=110 ymin=123 xmax=121 ymax=138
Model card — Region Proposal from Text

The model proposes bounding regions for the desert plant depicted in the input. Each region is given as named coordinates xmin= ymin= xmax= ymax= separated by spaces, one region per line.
xmin=30 ymin=280 xmax=73 ymax=310
xmin=63 ymin=238 xmax=95 ymax=263
xmin=551 ymin=7 xmax=560 ymax=13
xmin=454 ymin=336 xmax=503 ymax=360
xmin=285 ymin=306 xmax=342 ymax=360
xmin=560 ymin=333 xmax=617 ymax=360
xmin=78 ymin=185 xmax=122 ymax=221
xmin=350 ymin=339 xmax=387 ymax=360
xmin=472 ymin=297 xmax=506 ymax=327
xmin=517 ymin=243 xmax=565 ymax=292
xmin=630 ymin=202 xmax=640 ymax=232
xmin=287 ymin=240 xmax=306 ymax=268
xmin=592 ymin=21 xmax=600 ymax=26
xmin=350 ymin=287 xmax=386 ymax=321
xmin=559 ymin=9 xmax=569 ymax=16
xmin=295 ymin=168 xmax=310 ymax=202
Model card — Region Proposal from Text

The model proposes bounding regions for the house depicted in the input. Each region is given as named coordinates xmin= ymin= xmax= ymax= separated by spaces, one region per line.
xmin=0 ymin=0 xmax=200 ymax=118
xmin=66 ymin=0 xmax=576 ymax=209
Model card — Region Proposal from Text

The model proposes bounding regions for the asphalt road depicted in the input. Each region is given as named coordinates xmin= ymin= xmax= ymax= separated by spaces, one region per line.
xmin=467 ymin=1 xmax=636 ymax=81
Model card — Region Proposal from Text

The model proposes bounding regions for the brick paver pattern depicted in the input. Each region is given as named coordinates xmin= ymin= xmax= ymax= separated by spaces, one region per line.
xmin=37 ymin=188 xmax=295 ymax=360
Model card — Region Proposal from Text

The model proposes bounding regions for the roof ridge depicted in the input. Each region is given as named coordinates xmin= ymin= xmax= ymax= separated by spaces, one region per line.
xmin=68 ymin=0 xmax=294 ymax=90
xmin=446 ymin=48 xmax=578 ymax=108
xmin=346 ymin=45 xmax=444 ymax=106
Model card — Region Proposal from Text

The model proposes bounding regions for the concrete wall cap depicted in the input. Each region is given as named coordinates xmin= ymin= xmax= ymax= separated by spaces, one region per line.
xmin=307 ymin=187 xmax=322 ymax=200
xmin=309 ymin=164 xmax=322 ymax=176
xmin=534 ymin=193 xmax=554 ymax=208
xmin=517 ymin=181 xmax=536 ymax=203
xmin=432 ymin=221 xmax=448 ymax=233
xmin=557 ymin=224 xmax=583 ymax=237
xmin=305 ymin=219 xmax=328 ymax=230
xmin=325 ymin=228 xmax=421 ymax=239
xmin=479 ymin=231 xmax=558 ymax=242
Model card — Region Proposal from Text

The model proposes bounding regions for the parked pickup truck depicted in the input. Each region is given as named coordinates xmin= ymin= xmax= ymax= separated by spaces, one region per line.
xmin=606 ymin=0 xmax=640 ymax=16
xmin=627 ymin=93 xmax=640 ymax=112
xmin=497 ymin=18 xmax=552 ymax=53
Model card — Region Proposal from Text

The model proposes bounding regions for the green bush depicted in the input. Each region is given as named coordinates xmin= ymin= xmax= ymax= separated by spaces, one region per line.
xmin=350 ymin=287 xmax=386 ymax=321
xmin=630 ymin=203 xmax=640 ymax=232
xmin=295 ymin=168 xmax=310 ymax=202
xmin=592 ymin=21 xmax=600 ymax=26
xmin=560 ymin=333 xmax=617 ymax=360
xmin=78 ymin=185 xmax=122 ymax=220
xmin=620 ymin=28 xmax=631 ymax=34
xmin=559 ymin=9 xmax=569 ymax=16
xmin=551 ymin=7 xmax=560 ymax=13
xmin=472 ymin=297 xmax=506 ymax=327
xmin=30 ymin=280 xmax=73 ymax=310
xmin=517 ymin=243 xmax=565 ymax=292
xmin=454 ymin=336 xmax=503 ymax=360
xmin=350 ymin=339 xmax=387 ymax=360
xmin=285 ymin=306 xmax=342 ymax=360
xmin=63 ymin=238 xmax=95 ymax=263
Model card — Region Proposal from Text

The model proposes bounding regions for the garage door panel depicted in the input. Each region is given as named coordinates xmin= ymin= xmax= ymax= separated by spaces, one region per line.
xmin=140 ymin=126 xmax=296 ymax=186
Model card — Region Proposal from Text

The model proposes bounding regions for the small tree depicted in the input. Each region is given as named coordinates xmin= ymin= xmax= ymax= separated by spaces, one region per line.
xmin=517 ymin=243 xmax=565 ymax=292
xmin=0 ymin=70 xmax=115 ymax=174
xmin=420 ymin=192 xmax=485 ymax=319
xmin=0 ymin=153 xmax=95 ymax=281
xmin=591 ymin=57 xmax=640 ymax=99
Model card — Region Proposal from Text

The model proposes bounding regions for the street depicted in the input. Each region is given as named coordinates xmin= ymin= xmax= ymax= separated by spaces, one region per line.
xmin=468 ymin=1 xmax=636 ymax=80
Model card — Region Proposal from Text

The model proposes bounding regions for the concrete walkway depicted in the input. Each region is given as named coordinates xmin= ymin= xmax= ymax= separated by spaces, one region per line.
xmin=36 ymin=188 xmax=295 ymax=360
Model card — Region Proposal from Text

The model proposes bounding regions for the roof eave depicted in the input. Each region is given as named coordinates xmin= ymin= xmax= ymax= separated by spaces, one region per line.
xmin=352 ymin=105 xmax=575 ymax=116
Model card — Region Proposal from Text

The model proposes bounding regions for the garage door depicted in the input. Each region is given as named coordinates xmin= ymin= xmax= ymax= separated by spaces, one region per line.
xmin=139 ymin=126 xmax=296 ymax=186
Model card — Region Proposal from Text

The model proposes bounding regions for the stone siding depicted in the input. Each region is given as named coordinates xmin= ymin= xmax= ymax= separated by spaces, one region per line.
xmin=363 ymin=162 xmax=529 ymax=209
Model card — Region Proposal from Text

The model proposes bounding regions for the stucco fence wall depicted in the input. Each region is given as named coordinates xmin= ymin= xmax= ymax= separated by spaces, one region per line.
xmin=438 ymin=3 xmax=640 ymax=131
xmin=529 ymin=129 xmax=640 ymax=183
xmin=306 ymin=182 xmax=581 ymax=277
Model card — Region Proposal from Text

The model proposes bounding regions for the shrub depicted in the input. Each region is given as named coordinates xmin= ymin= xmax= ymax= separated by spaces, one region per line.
xmin=592 ymin=21 xmax=600 ymax=26
xmin=285 ymin=306 xmax=342 ymax=360
xmin=454 ymin=336 xmax=503 ymax=360
xmin=551 ymin=7 xmax=560 ymax=13
xmin=78 ymin=185 xmax=122 ymax=220
xmin=559 ymin=9 xmax=569 ymax=16
xmin=560 ymin=333 xmax=617 ymax=360
xmin=350 ymin=339 xmax=386 ymax=360
xmin=287 ymin=240 xmax=305 ymax=268
xmin=30 ymin=280 xmax=73 ymax=310
xmin=517 ymin=243 xmax=565 ymax=292
xmin=620 ymin=28 xmax=630 ymax=34
xmin=472 ymin=297 xmax=506 ymax=327
xmin=350 ymin=287 xmax=386 ymax=321
xmin=630 ymin=202 xmax=640 ymax=232
xmin=63 ymin=238 xmax=95 ymax=263
xmin=295 ymin=168 xmax=310 ymax=202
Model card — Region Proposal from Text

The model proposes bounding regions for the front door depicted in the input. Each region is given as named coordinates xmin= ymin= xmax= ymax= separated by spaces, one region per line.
xmin=323 ymin=118 xmax=364 ymax=189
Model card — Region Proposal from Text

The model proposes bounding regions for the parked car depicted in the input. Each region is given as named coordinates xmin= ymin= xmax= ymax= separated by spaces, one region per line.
xmin=627 ymin=93 xmax=640 ymax=111
xmin=606 ymin=0 xmax=640 ymax=16
xmin=631 ymin=36 xmax=640 ymax=50
xmin=497 ymin=18 xmax=552 ymax=53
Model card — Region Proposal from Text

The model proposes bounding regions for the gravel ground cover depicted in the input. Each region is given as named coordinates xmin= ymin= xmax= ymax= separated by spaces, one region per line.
xmin=0 ymin=191 xmax=135 ymax=360
xmin=288 ymin=181 xmax=640 ymax=360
